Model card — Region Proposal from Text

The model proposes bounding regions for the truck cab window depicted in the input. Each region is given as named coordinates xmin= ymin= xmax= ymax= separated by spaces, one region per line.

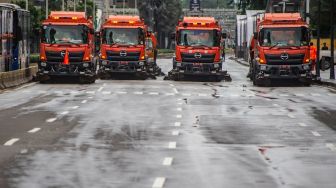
xmin=42 ymin=25 xmax=89 ymax=45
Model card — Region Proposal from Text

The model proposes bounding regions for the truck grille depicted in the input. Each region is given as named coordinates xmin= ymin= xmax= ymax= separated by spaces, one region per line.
xmin=181 ymin=53 xmax=215 ymax=63
xmin=46 ymin=51 xmax=84 ymax=62
xmin=265 ymin=54 xmax=305 ymax=65
xmin=106 ymin=51 xmax=140 ymax=61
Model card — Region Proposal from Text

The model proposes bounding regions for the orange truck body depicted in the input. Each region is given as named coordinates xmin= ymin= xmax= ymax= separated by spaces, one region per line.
xmin=37 ymin=11 xmax=96 ymax=82
xmin=171 ymin=17 xmax=226 ymax=78
xmin=98 ymin=15 xmax=148 ymax=76
xmin=145 ymin=32 xmax=158 ymax=65
xmin=250 ymin=12 xmax=312 ymax=85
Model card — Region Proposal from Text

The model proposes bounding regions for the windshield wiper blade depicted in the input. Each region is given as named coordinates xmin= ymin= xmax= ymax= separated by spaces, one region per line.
xmin=269 ymin=42 xmax=280 ymax=49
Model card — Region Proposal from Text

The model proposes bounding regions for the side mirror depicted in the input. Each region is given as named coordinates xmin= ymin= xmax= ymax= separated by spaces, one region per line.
xmin=253 ymin=32 xmax=258 ymax=39
xmin=222 ymin=33 xmax=227 ymax=39
xmin=170 ymin=33 xmax=176 ymax=40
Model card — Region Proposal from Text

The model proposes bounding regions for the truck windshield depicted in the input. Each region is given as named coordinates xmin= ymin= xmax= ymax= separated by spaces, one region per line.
xmin=41 ymin=25 xmax=89 ymax=44
xmin=102 ymin=28 xmax=143 ymax=45
xmin=177 ymin=29 xmax=218 ymax=47
xmin=259 ymin=27 xmax=309 ymax=47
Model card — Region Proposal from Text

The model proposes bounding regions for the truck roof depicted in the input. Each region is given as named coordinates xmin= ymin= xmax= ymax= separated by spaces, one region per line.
xmin=178 ymin=17 xmax=220 ymax=29
xmin=108 ymin=15 xmax=141 ymax=22
xmin=260 ymin=13 xmax=307 ymax=27
xmin=103 ymin=15 xmax=145 ymax=28
xmin=43 ymin=11 xmax=92 ymax=26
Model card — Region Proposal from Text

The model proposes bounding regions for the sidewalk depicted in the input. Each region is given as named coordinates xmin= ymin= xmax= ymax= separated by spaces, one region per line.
xmin=230 ymin=57 xmax=336 ymax=88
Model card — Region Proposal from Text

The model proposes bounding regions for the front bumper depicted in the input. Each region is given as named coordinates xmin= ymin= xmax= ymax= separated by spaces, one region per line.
xmin=256 ymin=63 xmax=312 ymax=79
xmin=174 ymin=61 xmax=223 ymax=75
xmin=37 ymin=61 xmax=95 ymax=77
xmin=99 ymin=60 xmax=146 ymax=73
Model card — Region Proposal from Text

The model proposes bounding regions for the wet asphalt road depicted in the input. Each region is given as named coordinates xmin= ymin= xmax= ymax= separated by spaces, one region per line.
xmin=0 ymin=57 xmax=336 ymax=188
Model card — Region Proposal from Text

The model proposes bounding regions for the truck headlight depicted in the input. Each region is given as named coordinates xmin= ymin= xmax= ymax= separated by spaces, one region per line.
xmin=139 ymin=61 xmax=144 ymax=66
xmin=214 ymin=64 xmax=219 ymax=68
xmin=41 ymin=62 xmax=47 ymax=67
xmin=303 ymin=64 xmax=310 ymax=70
xmin=176 ymin=63 xmax=182 ymax=67
xmin=83 ymin=62 xmax=89 ymax=67
xmin=102 ymin=60 xmax=108 ymax=66
xmin=260 ymin=65 xmax=267 ymax=71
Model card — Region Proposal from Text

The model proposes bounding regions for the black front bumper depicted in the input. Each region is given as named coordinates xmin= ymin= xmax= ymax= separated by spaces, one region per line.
xmin=99 ymin=60 xmax=146 ymax=73
xmin=174 ymin=60 xmax=223 ymax=75
xmin=256 ymin=63 xmax=312 ymax=79
xmin=37 ymin=61 xmax=96 ymax=77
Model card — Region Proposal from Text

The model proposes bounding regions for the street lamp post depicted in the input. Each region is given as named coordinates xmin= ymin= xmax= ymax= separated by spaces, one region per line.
xmin=316 ymin=0 xmax=321 ymax=78
xmin=62 ymin=0 xmax=65 ymax=11
xmin=85 ymin=0 xmax=87 ymax=14
xmin=46 ymin=0 xmax=48 ymax=19
xmin=331 ymin=0 xmax=335 ymax=79
xmin=25 ymin=0 xmax=28 ymax=10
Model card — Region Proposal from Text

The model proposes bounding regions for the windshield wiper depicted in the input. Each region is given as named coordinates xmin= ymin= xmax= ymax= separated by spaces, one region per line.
xmin=269 ymin=42 xmax=280 ymax=49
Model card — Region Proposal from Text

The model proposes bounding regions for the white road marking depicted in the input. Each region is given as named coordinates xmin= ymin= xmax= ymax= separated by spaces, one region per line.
xmin=165 ymin=93 xmax=175 ymax=96
xmin=14 ymin=83 xmax=36 ymax=90
xmin=177 ymin=108 xmax=182 ymax=111
xmin=86 ymin=91 xmax=95 ymax=94
xmin=169 ymin=84 xmax=175 ymax=87
xmin=265 ymin=98 xmax=272 ymax=101
xmin=46 ymin=118 xmax=57 ymax=123
xmin=214 ymin=94 xmax=223 ymax=97
xmin=177 ymin=98 xmax=183 ymax=101
xmin=172 ymin=130 xmax=179 ymax=136
xmin=72 ymin=106 xmax=79 ymax=109
xmin=163 ymin=157 xmax=173 ymax=166
xmin=326 ymin=143 xmax=336 ymax=151
xmin=88 ymin=96 xmax=93 ymax=99
xmin=102 ymin=91 xmax=111 ymax=95
xmin=230 ymin=94 xmax=240 ymax=97
xmin=273 ymin=104 xmax=279 ymax=107
xmin=198 ymin=93 xmax=207 ymax=97
xmin=60 ymin=111 xmax=69 ymax=115
xmin=134 ymin=91 xmax=143 ymax=95
xmin=280 ymin=108 xmax=287 ymax=112
xmin=288 ymin=114 xmax=295 ymax=118
xmin=4 ymin=138 xmax=20 ymax=146
xmin=311 ymin=93 xmax=321 ymax=96
xmin=177 ymin=102 xmax=183 ymax=105
xmin=298 ymin=123 xmax=307 ymax=127
xmin=174 ymin=122 xmax=181 ymax=127
xmin=182 ymin=93 xmax=191 ymax=96
xmin=168 ymin=142 xmax=177 ymax=149
xmin=28 ymin=128 xmax=41 ymax=133
xmin=152 ymin=177 xmax=166 ymax=188
xmin=81 ymin=100 xmax=88 ymax=104
xmin=328 ymin=93 xmax=336 ymax=96
xmin=97 ymin=87 xmax=104 ymax=92
xmin=295 ymin=93 xmax=304 ymax=97
xmin=311 ymin=131 xmax=321 ymax=137
xmin=149 ymin=92 xmax=159 ymax=95
xmin=176 ymin=115 xmax=182 ymax=118
xmin=116 ymin=91 xmax=127 ymax=94
xmin=280 ymin=94 xmax=289 ymax=97
xmin=173 ymin=88 xmax=179 ymax=94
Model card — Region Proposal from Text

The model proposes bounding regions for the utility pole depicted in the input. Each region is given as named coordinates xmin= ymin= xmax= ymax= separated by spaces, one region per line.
xmin=85 ymin=0 xmax=87 ymax=14
xmin=123 ymin=0 xmax=125 ymax=15
xmin=331 ymin=0 xmax=335 ymax=79
xmin=25 ymin=0 xmax=28 ymax=10
xmin=62 ymin=0 xmax=65 ymax=11
xmin=316 ymin=0 xmax=321 ymax=78
xmin=74 ymin=0 xmax=76 ymax=11
xmin=46 ymin=0 xmax=48 ymax=19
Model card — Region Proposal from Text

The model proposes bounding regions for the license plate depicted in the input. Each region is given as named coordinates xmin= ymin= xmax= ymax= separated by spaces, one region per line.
xmin=280 ymin=65 xmax=290 ymax=70
xmin=120 ymin=61 xmax=128 ymax=65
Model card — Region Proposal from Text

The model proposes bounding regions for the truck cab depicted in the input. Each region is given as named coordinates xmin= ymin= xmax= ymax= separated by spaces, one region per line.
xmin=37 ymin=11 xmax=96 ymax=83
xmin=168 ymin=17 xmax=229 ymax=81
xmin=250 ymin=13 xmax=312 ymax=86
xmin=98 ymin=15 xmax=148 ymax=79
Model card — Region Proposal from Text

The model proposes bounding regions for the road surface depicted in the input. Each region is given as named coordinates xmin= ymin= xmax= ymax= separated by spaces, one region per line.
xmin=0 ymin=57 xmax=336 ymax=188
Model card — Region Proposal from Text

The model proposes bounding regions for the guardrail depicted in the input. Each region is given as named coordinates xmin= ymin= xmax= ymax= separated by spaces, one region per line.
xmin=0 ymin=66 xmax=37 ymax=89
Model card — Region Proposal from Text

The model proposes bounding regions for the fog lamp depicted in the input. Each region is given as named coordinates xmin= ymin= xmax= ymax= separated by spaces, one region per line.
xmin=102 ymin=61 xmax=108 ymax=66
xmin=260 ymin=65 xmax=267 ymax=71
xmin=41 ymin=62 xmax=47 ymax=67
xmin=83 ymin=62 xmax=89 ymax=68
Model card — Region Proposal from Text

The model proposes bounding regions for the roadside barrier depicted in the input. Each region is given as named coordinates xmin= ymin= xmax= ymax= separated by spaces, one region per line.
xmin=0 ymin=66 xmax=37 ymax=89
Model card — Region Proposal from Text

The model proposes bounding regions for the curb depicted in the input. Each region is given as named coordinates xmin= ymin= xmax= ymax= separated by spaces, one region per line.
xmin=0 ymin=66 xmax=37 ymax=90
xmin=229 ymin=57 xmax=249 ymax=67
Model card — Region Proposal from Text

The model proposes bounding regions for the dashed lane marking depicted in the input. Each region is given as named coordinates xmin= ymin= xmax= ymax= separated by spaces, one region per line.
xmin=198 ymin=93 xmax=208 ymax=97
xmin=174 ymin=122 xmax=181 ymax=127
xmin=279 ymin=94 xmax=289 ymax=97
xmin=326 ymin=143 xmax=336 ymax=151
xmin=116 ymin=91 xmax=127 ymax=94
xmin=288 ymin=114 xmax=295 ymax=118
xmin=88 ymin=96 xmax=93 ymax=99
xmin=172 ymin=130 xmax=179 ymax=136
xmin=97 ymin=87 xmax=104 ymax=92
xmin=46 ymin=118 xmax=57 ymax=123
xmin=273 ymin=104 xmax=280 ymax=107
xmin=295 ymin=93 xmax=304 ymax=97
xmin=298 ymin=123 xmax=307 ymax=127
xmin=168 ymin=142 xmax=177 ymax=149
xmin=134 ymin=91 xmax=143 ymax=95
xmin=177 ymin=102 xmax=183 ymax=105
xmin=182 ymin=93 xmax=191 ymax=96
xmin=311 ymin=131 xmax=321 ymax=137
xmin=102 ymin=91 xmax=112 ymax=95
xmin=173 ymin=88 xmax=179 ymax=94
xmin=165 ymin=93 xmax=175 ymax=96
xmin=86 ymin=91 xmax=95 ymax=94
xmin=60 ymin=111 xmax=69 ymax=115
xmin=28 ymin=128 xmax=41 ymax=133
xmin=311 ymin=93 xmax=321 ymax=97
xmin=169 ymin=84 xmax=175 ymax=87
xmin=149 ymin=92 xmax=159 ymax=95
xmin=163 ymin=157 xmax=173 ymax=166
xmin=177 ymin=108 xmax=182 ymax=111
xmin=4 ymin=138 xmax=20 ymax=146
xmin=230 ymin=94 xmax=240 ymax=97
xmin=177 ymin=98 xmax=183 ymax=101
xmin=152 ymin=177 xmax=166 ymax=188
xmin=81 ymin=100 xmax=88 ymax=104
xmin=72 ymin=106 xmax=79 ymax=109
xmin=176 ymin=115 xmax=182 ymax=118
